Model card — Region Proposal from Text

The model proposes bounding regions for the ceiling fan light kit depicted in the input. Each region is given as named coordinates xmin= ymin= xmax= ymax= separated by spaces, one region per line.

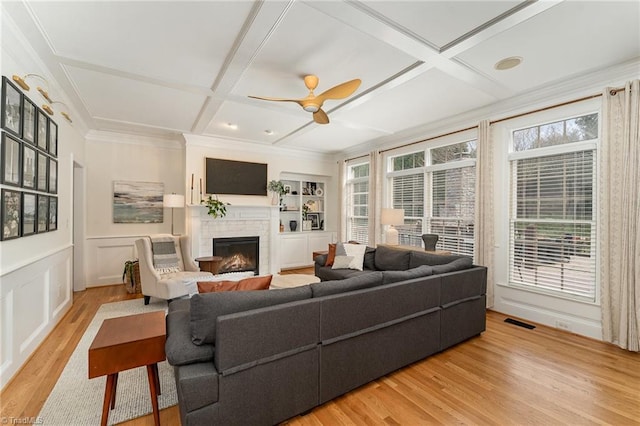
xmin=249 ymin=74 xmax=361 ymax=124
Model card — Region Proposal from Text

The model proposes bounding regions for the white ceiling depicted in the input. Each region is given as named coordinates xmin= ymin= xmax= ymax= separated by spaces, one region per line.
xmin=3 ymin=0 xmax=640 ymax=154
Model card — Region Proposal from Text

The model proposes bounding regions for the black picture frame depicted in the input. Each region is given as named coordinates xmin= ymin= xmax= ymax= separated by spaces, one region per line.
xmin=22 ymin=192 xmax=36 ymax=236
xmin=1 ymin=132 xmax=22 ymax=187
xmin=36 ymin=108 xmax=48 ymax=152
xmin=1 ymin=188 xmax=21 ymax=240
xmin=37 ymin=151 xmax=48 ymax=192
xmin=22 ymin=96 xmax=36 ymax=144
xmin=48 ymin=196 xmax=57 ymax=231
xmin=49 ymin=120 xmax=57 ymax=157
xmin=1 ymin=76 xmax=22 ymax=138
xmin=49 ymin=159 xmax=57 ymax=194
xmin=308 ymin=213 xmax=320 ymax=230
xmin=22 ymin=144 xmax=36 ymax=189
xmin=37 ymin=194 xmax=48 ymax=233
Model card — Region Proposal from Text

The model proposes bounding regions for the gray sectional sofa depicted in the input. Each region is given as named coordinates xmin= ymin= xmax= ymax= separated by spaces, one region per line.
xmin=165 ymin=245 xmax=487 ymax=425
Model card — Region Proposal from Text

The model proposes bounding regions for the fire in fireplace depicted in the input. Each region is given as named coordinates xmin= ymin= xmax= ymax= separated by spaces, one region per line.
xmin=212 ymin=236 xmax=259 ymax=275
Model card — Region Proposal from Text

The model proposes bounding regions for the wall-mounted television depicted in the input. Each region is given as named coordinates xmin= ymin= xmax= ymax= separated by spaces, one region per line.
xmin=205 ymin=158 xmax=267 ymax=196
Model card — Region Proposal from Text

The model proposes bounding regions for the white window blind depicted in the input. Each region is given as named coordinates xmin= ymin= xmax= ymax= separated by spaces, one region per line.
xmin=346 ymin=162 xmax=369 ymax=244
xmin=428 ymin=166 xmax=475 ymax=256
xmin=509 ymin=116 xmax=597 ymax=301
xmin=392 ymin=173 xmax=424 ymax=246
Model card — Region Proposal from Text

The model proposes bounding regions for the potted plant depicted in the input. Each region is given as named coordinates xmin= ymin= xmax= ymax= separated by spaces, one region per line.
xmin=267 ymin=180 xmax=287 ymax=206
xmin=201 ymin=195 xmax=228 ymax=218
xmin=302 ymin=202 xmax=312 ymax=231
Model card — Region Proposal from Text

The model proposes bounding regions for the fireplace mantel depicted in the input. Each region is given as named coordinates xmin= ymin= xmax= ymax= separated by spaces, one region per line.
xmin=187 ymin=205 xmax=280 ymax=275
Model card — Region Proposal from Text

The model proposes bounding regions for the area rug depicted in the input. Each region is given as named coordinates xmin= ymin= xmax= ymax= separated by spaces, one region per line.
xmin=38 ymin=299 xmax=178 ymax=425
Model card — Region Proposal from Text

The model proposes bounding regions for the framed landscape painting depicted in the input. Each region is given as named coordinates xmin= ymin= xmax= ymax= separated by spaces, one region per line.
xmin=22 ymin=144 xmax=36 ymax=189
xmin=1 ymin=132 xmax=21 ymax=187
xmin=113 ymin=181 xmax=163 ymax=223
xmin=37 ymin=194 xmax=48 ymax=233
xmin=1 ymin=76 xmax=22 ymax=138
xmin=1 ymin=188 xmax=21 ymax=240
xmin=22 ymin=192 xmax=36 ymax=236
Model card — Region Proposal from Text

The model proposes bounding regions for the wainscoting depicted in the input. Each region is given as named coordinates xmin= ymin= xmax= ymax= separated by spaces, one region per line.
xmin=0 ymin=246 xmax=73 ymax=389
xmin=85 ymin=236 xmax=142 ymax=287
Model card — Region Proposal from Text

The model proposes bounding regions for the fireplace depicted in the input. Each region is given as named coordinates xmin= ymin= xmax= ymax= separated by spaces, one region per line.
xmin=212 ymin=236 xmax=259 ymax=275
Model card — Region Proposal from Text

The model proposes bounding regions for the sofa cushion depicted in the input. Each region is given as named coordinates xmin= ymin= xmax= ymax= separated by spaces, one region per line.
xmin=168 ymin=298 xmax=191 ymax=314
xmin=374 ymin=245 xmax=411 ymax=271
xmin=151 ymin=236 xmax=180 ymax=273
xmin=166 ymin=310 xmax=214 ymax=366
xmin=190 ymin=285 xmax=312 ymax=345
xmin=197 ymin=275 xmax=272 ymax=293
xmin=325 ymin=243 xmax=337 ymax=266
xmin=310 ymin=272 xmax=383 ymax=298
xmin=409 ymin=251 xmax=466 ymax=268
xmin=363 ymin=246 xmax=376 ymax=270
xmin=315 ymin=266 xmax=371 ymax=282
xmin=331 ymin=255 xmax=355 ymax=269
xmin=381 ymin=265 xmax=434 ymax=285
xmin=432 ymin=256 xmax=473 ymax=274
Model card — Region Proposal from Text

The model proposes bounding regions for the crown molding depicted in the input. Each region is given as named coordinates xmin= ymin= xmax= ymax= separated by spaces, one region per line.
xmin=85 ymin=130 xmax=183 ymax=150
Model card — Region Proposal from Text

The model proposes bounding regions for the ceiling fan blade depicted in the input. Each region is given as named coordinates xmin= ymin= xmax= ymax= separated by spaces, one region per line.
xmin=313 ymin=108 xmax=329 ymax=124
xmin=248 ymin=95 xmax=303 ymax=106
xmin=317 ymin=79 xmax=361 ymax=102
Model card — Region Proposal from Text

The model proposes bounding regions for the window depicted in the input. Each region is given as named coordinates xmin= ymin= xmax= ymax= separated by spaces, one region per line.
xmin=346 ymin=162 xmax=369 ymax=243
xmin=509 ymin=113 xmax=597 ymax=301
xmin=427 ymin=141 xmax=476 ymax=256
xmin=389 ymin=152 xmax=424 ymax=246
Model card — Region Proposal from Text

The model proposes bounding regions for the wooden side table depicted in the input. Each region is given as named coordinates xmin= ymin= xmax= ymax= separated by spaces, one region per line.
xmin=89 ymin=311 xmax=166 ymax=426
xmin=196 ymin=256 xmax=223 ymax=274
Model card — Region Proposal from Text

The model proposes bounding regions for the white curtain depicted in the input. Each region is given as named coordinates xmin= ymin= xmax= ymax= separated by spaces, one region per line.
xmin=600 ymin=80 xmax=640 ymax=351
xmin=475 ymin=120 xmax=495 ymax=308
xmin=337 ymin=160 xmax=346 ymax=242
xmin=368 ymin=150 xmax=383 ymax=245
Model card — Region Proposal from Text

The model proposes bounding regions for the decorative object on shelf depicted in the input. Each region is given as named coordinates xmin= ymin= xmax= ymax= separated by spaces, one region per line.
xmin=267 ymin=179 xmax=286 ymax=205
xmin=202 ymin=194 xmax=228 ymax=219
xmin=280 ymin=221 xmax=284 ymax=233
xmin=113 ymin=180 xmax=163 ymax=224
xmin=289 ymin=220 xmax=298 ymax=232
xmin=302 ymin=201 xmax=312 ymax=231
xmin=315 ymin=187 xmax=324 ymax=197
xmin=163 ymin=193 xmax=185 ymax=235
xmin=283 ymin=184 xmax=291 ymax=194
xmin=422 ymin=234 xmax=439 ymax=251
xmin=307 ymin=213 xmax=320 ymax=230
xmin=381 ymin=208 xmax=405 ymax=245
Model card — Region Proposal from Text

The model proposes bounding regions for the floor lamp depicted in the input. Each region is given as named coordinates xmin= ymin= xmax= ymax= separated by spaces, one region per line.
xmin=381 ymin=208 xmax=404 ymax=245
xmin=163 ymin=193 xmax=185 ymax=235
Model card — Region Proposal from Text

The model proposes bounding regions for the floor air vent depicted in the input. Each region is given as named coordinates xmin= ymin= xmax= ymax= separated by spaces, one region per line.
xmin=504 ymin=318 xmax=536 ymax=329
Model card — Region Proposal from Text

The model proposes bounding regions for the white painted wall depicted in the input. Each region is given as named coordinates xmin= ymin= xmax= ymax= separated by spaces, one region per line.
xmin=83 ymin=132 xmax=185 ymax=286
xmin=0 ymin=13 xmax=85 ymax=389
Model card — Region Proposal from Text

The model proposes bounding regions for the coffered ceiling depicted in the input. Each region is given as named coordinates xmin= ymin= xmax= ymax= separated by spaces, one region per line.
xmin=3 ymin=1 xmax=639 ymax=154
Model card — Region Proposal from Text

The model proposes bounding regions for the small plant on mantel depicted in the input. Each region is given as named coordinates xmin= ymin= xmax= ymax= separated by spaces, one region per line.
xmin=202 ymin=195 xmax=228 ymax=218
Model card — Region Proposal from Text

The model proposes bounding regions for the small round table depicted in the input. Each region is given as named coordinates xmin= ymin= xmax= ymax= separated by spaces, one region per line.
xmin=196 ymin=256 xmax=223 ymax=275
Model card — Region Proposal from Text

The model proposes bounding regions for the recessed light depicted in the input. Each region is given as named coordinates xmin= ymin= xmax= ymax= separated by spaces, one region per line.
xmin=264 ymin=130 xmax=274 ymax=135
xmin=494 ymin=56 xmax=523 ymax=71
xmin=226 ymin=123 xmax=238 ymax=130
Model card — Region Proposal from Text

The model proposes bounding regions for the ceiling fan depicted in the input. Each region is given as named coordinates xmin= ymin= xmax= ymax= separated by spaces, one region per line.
xmin=248 ymin=75 xmax=361 ymax=124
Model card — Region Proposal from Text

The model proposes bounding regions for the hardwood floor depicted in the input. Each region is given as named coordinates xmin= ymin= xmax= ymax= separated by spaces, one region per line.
xmin=2 ymin=269 xmax=639 ymax=425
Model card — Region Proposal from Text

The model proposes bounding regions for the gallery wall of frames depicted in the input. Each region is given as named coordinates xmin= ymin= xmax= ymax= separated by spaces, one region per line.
xmin=1 ymin=75 xmax=58 ymax=241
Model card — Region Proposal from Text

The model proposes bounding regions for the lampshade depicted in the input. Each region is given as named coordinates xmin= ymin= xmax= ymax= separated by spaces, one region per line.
xmin=163 ymin=194 xmax=184 ymax=208
xmin=381 ymin=208 xmax=404 ymax=226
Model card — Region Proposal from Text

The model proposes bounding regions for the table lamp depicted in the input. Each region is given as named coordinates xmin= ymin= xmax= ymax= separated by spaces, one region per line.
xmin=381 ymin=208 xmax=404 ymax=245
xmin=163 ymin=193 xmax=185 ymax=235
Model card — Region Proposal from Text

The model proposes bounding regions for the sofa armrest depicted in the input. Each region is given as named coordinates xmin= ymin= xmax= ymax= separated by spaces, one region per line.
xmin=314 ymin=254 xmax=328 ymax=266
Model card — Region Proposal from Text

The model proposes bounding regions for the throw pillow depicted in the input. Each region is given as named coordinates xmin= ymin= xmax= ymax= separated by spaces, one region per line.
xmin=336 ymin=243 xmax=367 ymax=271
xmin=325 ymin=243 xmax=337 ymax=266
xmin=197 ymin=275 xmax=272 ymax=293
xmin=151 ymin=236 xmax=180 ymax=273
xmin=331 ymin=255 xmax=355 ymax=269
